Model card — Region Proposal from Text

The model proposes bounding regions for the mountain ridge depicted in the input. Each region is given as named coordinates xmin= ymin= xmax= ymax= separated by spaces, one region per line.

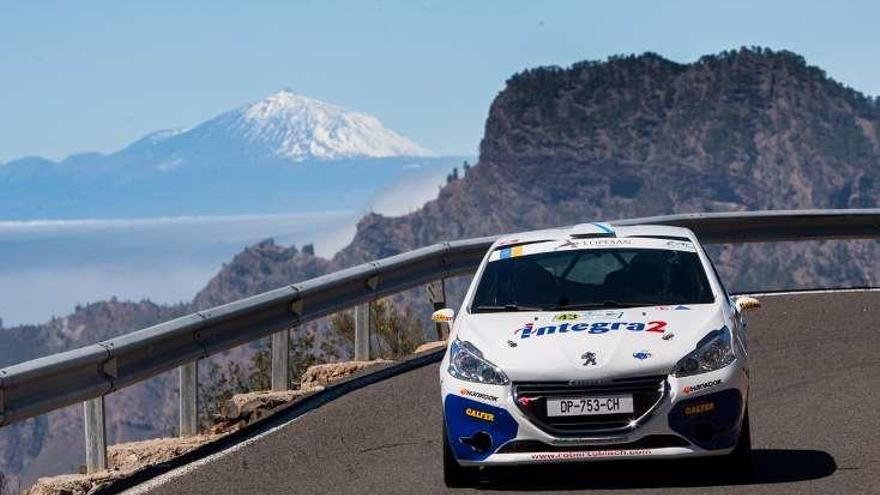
xmin=0 ymin=90 xmax=449 ymax=221
xmin=2 ymin=90 xmax=430 ymax=168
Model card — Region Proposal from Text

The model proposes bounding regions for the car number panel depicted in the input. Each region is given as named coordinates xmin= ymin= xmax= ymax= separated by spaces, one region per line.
xmin=546 ymin=395 xmax=634 ymax=417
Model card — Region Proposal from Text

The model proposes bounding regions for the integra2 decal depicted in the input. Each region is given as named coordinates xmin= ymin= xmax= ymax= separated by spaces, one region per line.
xmin=515 ymin=320 xmax=667 ymax=339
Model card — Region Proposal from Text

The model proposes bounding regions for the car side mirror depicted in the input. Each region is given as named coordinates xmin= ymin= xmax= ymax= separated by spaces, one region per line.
xmin=734 ymin=296 xmax=761 ymax=312
xmin=431 ymin=308 xmax=455 ymax=332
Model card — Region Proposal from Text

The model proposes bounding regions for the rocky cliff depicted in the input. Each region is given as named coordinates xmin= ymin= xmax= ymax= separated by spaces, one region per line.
xmin=329 ymin=48 xmax=879 ymax=290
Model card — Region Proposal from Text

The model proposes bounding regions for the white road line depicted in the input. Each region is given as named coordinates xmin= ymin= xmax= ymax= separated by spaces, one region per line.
xmin=121 ymin=415 xmax=306 ymax=495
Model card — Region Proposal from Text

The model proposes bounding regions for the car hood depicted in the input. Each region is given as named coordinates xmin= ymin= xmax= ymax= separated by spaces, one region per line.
xmin=455 ymin=305 xmax=727 ymax=381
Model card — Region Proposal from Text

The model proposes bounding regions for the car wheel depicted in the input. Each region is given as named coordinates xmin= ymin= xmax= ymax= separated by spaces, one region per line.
xmin=728 ymin=407 xmax=752 ymax=468
xmin=443 ymin=423 xmax=479 ymax=487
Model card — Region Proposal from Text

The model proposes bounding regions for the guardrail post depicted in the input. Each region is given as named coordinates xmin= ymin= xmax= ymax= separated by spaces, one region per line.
xmin=271 ymin=328 xmax=290 ymax=391
xmin=83 ymin=397 xmax=107 ymax=472
xmin=354 ymin=302 xmax=371 ymax=361
xmin=426 ymin=278 xmax=448 ymax=339
xmin=179 ymin=361 xmax=198 ymax=436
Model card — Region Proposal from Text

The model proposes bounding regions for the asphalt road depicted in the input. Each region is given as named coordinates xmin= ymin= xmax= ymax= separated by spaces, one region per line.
xmin=132 ymin=291 xmax=879 ymax=495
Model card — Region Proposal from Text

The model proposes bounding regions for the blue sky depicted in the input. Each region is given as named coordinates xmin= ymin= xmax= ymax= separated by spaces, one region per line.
xmin=2 ymin=0 xmax=879 ymax=162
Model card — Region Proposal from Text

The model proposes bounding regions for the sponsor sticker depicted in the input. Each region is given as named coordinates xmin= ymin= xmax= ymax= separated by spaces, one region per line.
xmin=530 ymin=449 xmax=653 ymax=461
xmin=682 ymin=379 xmax=722 ymax=395
xmin=632 ymin=351 xmax=652 ymax=360
xmin=569 ymin=238 xmax=633 ymax=248
xmin=465 ymin=408 xmax=495 ymax=422
xmin=684 ymin=402 xmax=716 ymax=416
xmin=459 ymin=388 xmax=499 ymax=402
xmin=515 ymin=320 xmax=667 ymax=339
xmin=499 ymin=245 xmax=524 ymax=259
xmin=552 ymin=313 xmax=581 ymax=322
xmin=554 ymin=238 xmax=633 ymax=251
xmin=664 ymin=240 xmax=696 ymax=252
xmin=583 ymin=310 xmax=624 ymax=319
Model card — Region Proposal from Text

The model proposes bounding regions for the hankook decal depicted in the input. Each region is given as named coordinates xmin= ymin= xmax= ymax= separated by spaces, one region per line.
xmin=682 ymin=379 xmax=722 ymax=395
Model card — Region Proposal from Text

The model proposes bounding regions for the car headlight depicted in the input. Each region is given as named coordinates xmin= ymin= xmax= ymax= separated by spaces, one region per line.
xmin=672 ymin=326 xmax=735 ymax=377
xmin=448 ymin=338 xmax=509 ymax=385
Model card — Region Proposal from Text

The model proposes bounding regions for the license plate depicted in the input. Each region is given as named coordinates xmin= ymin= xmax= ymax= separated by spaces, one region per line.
xmin=546 ymin=395 xmax=634 ymax=417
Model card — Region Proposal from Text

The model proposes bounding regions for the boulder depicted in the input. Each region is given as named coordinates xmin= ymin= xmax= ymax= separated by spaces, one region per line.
xmin=299 ymin=359 xmax=392 ymax=392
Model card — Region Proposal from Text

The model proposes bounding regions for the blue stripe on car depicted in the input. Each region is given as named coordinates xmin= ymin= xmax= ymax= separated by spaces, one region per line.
xmin=444 ymin=394 xmax=518 ymax=461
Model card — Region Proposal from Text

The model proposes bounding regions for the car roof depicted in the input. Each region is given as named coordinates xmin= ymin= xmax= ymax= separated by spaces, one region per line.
xmin=491 ymin=223 xmax=699 ymax=248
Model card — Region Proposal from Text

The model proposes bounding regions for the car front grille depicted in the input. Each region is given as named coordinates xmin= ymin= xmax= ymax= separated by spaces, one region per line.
xmin=513 ymin=375 xmax=668 ymax=437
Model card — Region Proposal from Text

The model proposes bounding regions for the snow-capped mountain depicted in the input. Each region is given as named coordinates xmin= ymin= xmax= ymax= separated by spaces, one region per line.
xmin=3 ymin=90 xmax=430 ymax=171
xmin=123 ymin=90 xmax=430 ymax=164
xmin=0 ymin=91 xmax=462 ymax=220
xmin=228 ymin=90 xmax=429 ymax=161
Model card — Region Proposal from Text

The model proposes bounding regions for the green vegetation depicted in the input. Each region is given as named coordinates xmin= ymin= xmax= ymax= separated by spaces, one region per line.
xmin=328 ymin=298 xmax=425 ymax=360
xmin=197 ymin=298 xmax=423 ymax=427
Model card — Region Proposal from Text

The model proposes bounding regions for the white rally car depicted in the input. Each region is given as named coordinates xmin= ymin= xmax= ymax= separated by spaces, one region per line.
xmin=436 ymin=223 xmax=760 ymax=486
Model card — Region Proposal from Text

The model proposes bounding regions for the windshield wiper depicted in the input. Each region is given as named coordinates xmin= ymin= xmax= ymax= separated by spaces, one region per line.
xmin=550 ymin=300 xmax=671 ymax=310
xmin=473 ymin=300 xmax=677 ymax=312
xmin=472 ymin=304 xmax=544 ymax=312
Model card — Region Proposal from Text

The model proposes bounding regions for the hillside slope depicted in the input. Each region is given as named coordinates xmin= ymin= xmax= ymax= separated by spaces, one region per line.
xmin=198 ymin=49 xmax=879 ymax=301
xmin=195 ymin=49 xmax=880 ymax=302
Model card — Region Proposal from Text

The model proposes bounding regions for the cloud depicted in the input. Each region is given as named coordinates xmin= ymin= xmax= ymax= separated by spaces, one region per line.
xmin=0 ymin=210 xmax=354 ymax=233
xmin=368 ymin=159 xmax=454 ymax=216
xmin=0 ymin=210 xmax=360 ymax=325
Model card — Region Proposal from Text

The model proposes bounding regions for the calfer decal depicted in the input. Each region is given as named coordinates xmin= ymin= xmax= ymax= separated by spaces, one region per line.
xmin=516 ymin=320 xmax=667 ymax=339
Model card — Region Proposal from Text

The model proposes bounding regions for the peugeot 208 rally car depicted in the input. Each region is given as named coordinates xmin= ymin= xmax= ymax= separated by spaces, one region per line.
xmin=435 ymin=223 xmax=760 ymax=486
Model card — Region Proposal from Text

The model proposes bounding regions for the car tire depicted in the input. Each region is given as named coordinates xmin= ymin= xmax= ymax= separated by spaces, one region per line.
xmin=728 ymin=407 xmax=752 ymax=468
xmin=443 ymin=424 xmax=479 ymax=487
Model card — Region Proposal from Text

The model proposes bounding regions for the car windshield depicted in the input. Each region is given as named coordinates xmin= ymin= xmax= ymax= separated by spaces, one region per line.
xmin=471 ymin=247 xmax=714 ymax=312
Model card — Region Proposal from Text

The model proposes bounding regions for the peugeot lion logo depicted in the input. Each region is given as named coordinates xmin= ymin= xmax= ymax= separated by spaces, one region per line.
xmin=580 ymin=351 xmax=597 ymax=366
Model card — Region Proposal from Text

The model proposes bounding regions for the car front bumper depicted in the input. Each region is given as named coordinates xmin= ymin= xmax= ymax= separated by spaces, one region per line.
xmin=441 ymin=360 xmax=748 ymax=466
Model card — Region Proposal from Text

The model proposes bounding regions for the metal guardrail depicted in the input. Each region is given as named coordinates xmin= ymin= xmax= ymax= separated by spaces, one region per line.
xmin=611 ymin=209 xmax=880 ymax=243
xmin=0 ymin=209 xmax=878 ymax=472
